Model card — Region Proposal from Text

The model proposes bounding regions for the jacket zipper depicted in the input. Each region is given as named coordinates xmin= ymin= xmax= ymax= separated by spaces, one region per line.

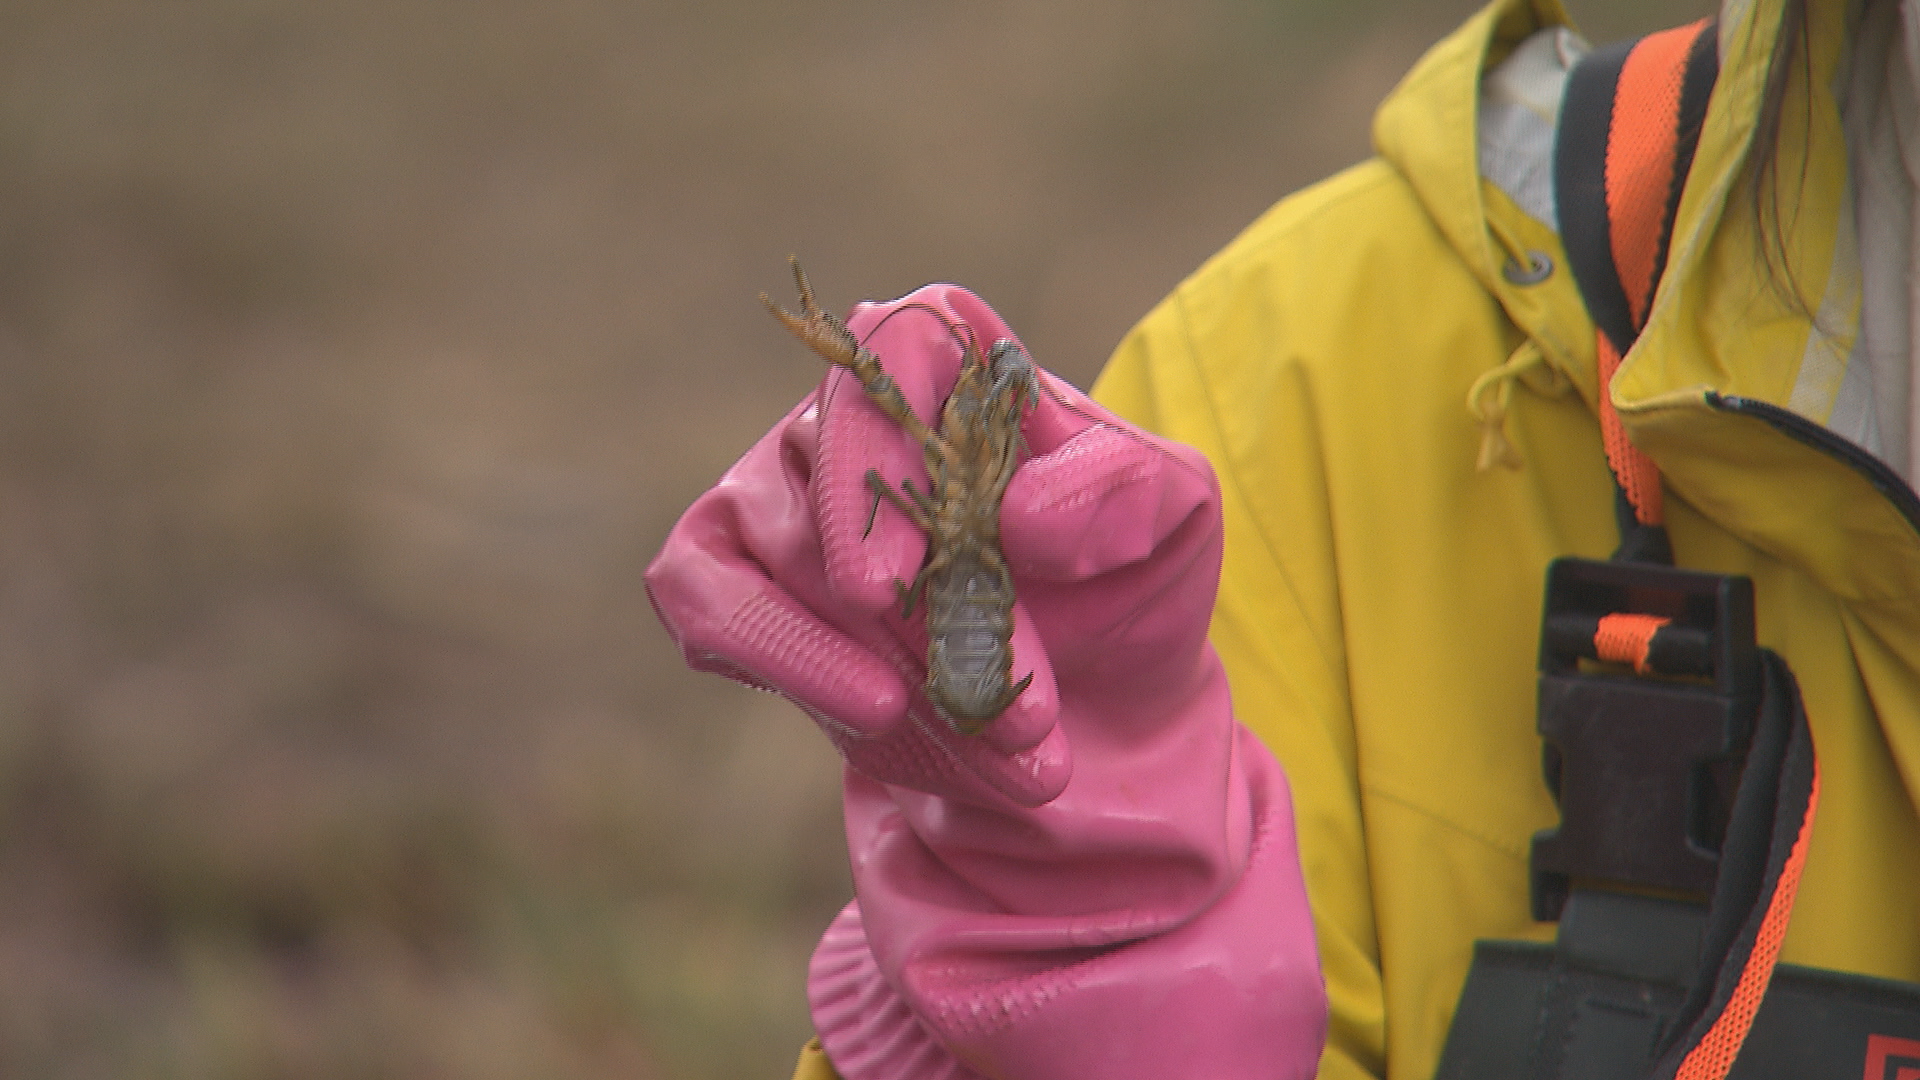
xmin=1706 ymin=392 xmax=1920 ymax=534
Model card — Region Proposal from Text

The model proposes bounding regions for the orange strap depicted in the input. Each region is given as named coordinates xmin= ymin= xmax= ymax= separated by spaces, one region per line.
xmin=1593 ymin=612 xmax=1670 ymax=674
xmin=1673 ymin=765 xmax=1820 ymax=1080
xmin=1592 ymin=20 xmax=1711 ymax=529
xmin=1563 ymin=24 xmax=1822 ymax=1079
xmin=1607 ymin=25 xmax=1702 ymax=329
xmin=1596 ymin=331 xmax=1665 ymax=527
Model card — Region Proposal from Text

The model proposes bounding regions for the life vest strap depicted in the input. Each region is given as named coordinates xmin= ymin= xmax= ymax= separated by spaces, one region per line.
xmin=1554 ymin=18 xmax=1717 ymax=556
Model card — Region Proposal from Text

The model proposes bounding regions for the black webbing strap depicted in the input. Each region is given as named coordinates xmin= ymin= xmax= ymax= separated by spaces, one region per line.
xmin=1555 ymin=35 xmax=1638 ymax=358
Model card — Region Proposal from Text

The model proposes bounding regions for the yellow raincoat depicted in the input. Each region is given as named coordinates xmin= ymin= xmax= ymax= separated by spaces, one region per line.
xmin=798 ymin=0 xmax=1920 ymax=1077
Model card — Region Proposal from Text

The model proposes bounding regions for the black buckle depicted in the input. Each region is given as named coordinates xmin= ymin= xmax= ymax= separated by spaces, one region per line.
xmin=1529 ymin=557 xmax=1761 ymax=921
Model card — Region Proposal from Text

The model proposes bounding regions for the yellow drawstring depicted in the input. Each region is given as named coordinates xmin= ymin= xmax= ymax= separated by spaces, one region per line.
xmin=1467 ymin=339 xmax=1569 ymax=472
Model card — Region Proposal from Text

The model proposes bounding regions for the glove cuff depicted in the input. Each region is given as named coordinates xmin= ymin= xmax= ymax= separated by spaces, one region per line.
xmin=809 ymin=902 xmax=985 ymax=1080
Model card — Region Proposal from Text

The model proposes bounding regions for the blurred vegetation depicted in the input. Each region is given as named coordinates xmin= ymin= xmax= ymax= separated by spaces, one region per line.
xmin=0 ymin=0 xmax=1704 ymax=1077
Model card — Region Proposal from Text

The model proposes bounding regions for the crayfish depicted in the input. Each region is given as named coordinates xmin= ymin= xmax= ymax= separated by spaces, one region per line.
xmin=763 ymin=258 xmax=1036 ymax=734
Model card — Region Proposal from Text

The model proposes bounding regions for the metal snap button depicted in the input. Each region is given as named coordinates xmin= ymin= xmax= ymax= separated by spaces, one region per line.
xmin=1502 ymin=251 xmax=1553 ymax=285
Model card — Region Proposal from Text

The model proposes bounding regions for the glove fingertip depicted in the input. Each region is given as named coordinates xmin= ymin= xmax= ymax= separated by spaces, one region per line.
xmin=994 ymin=725 xmax=1074 ymax=808
xmin=820 ymin=542 xmax=919 ymax=621
xmin=976 ymin=671 xmax=1055 ymax=756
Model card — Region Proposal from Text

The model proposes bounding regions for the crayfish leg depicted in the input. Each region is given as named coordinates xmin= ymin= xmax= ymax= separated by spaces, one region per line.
xmin=896 ymin=546 xmax=953 ymax=619
xmin=899 ymin=478 xmax=938 ymax=521
xmin=894 ymin=565 xmax=932 ymax=618
xmin=864 ymin=469 xmax=935 ymax=535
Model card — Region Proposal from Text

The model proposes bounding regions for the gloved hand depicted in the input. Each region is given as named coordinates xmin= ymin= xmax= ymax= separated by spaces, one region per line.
xmin=646 ymin=277 xmax=1327 ymax=1080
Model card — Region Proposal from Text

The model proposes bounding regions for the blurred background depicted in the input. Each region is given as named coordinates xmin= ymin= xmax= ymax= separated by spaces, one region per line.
xmin=0 ymin=1 xmax=1703 ymax=1077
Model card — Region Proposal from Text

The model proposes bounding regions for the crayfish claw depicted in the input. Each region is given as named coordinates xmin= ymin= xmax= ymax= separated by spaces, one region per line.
xmin=987 ymin=340 xmax=1040 ymax=411
xmin=764 ymin=257 xmax=861 ymax=367
xmin=787 ymin=254 xmax=816 ymax=310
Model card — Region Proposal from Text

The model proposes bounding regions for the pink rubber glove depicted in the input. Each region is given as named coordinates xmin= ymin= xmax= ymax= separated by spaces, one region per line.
xmin=646 ymin=280 xmax=1326 ymax=1080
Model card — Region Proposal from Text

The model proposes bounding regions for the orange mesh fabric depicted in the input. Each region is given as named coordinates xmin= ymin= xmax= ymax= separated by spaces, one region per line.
xmin=1597 ymin=332 xmax=1666 ymax=525
xmin=1593 ymin=21 xmax=1708 ymax=529
xmin=1672 ymin=764 xmax=1822 ymax=1080
xmin=1606 ymin=23 xmax=1699 ymax=326
xmin=1593 ymin=613 xmax=1671 ymax=674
